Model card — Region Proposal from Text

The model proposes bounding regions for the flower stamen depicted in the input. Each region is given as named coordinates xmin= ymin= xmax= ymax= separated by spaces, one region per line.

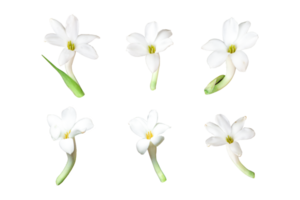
xmin=226 ymin=135 xmax=234 ymax=144
xmin=63 ymin=130 xmax=71 ymax=139
xmin=67 ymin=41 xmax=76 ymax=51
xmin=227 ymin=45 xmax=236 ymax=54
xmin=146 ymin=131 xmax=153 ymax=140
xmin=148 ymin=45 xmax=156 ymax=54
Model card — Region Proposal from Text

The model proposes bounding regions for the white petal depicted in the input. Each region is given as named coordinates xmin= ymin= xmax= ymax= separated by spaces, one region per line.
xmin=234 ymin=128 xmax=255 ymax=141
xmin=61 ymin=107 xmax=77 ymax=131
xmin=127 ymin=43 xmax=148 ymax=57
xmin=49 ymin=18 xmax=68 ymax=41
xmin=229 ymin=142 xmax=242 ymax=157
xmin=45 ymin=33 xmax=65 ymax=47
xmin=207 ymin=51 xmax=229 ymax=68
xmin=223 ymin=18 xmax=239 ymax=46
xmin=236 ymin=32 xmax=258 ymax=51
xmin=205 ymin=122 xmax=226 ymax=138
xmin=230 ymin=51 xmax=249 ymax=72
xmin=129 ymin=117 xmax=148 ymax=138
xmin=215 ymin=114 xmax=231 ymax=135
xmin=58 ymin=48 xmax=75 ymax=66
xmin=151 ymin=136 xmax=164 ymax=146
xmin=65 ymin=15 xmax=79 ymax=42
xmin=76 ymin=34 xmax=100 ymax=45
xmin=231 ymin=116 xmax=247 ymax=135
xmin=147 ymin=110 xmax=158 ymax=130
xmin=152 ymin=123 xmax=170 ymax=136
xmin=47 ymin=115 xmax=61 ymax=127
xmin=155 ymin=38 xmax=173 ymax=53
xmin=136 ymin=139 xmax=150 ymax=154
xmin=145 ymin=54 xmax=160 ymax=73
xmin=50 ymin=124 xmax=62 ymax=140
xmin=69 ymin=118 xmax=94 ymax=138
xmin=155 ymin=29 xmax=172 ymax=44
xmin=127 ymin=33 xmax=148 ymax=46
xmin=202 ymin=39 xmax=227 ymax=51
xmin=59 ymin=138 xmax=74 ymax=154
xmin=236 ymin=21 xmax=251 ymax=42
xmin=205 ymin=137 xmax=227 ymax=147
xmin=145 ymin=21 xmax=158 ymax=44
xmin=76 ymin=44 xmax=98 ymax=59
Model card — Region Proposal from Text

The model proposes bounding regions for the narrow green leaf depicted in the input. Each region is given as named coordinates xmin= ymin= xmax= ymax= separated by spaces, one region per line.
xmin=204 ymin=75 xmax=225 ymax=95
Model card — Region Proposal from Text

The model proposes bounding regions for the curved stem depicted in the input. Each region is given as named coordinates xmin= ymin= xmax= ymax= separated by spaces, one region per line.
xmin=226 ymin=144 xmax=255 ymax=178
xmin=56 ymin=138 xmax=77 ymax=185
xmin=149 ymin=69 xmax=160 ymax=94
xmin=148 ymin=142 xmax=166 ymax=182
xmin=65 ymin=52 xmax=79 ymax=84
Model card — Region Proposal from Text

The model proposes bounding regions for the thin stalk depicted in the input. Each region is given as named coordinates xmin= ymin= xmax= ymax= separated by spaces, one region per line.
xmin=65 ymin=52 xmax=79 ymax=84
xmin=150 ymin=54 xmax=160 ymax=91
xmin=148 ymin=142 xmax=166 ymax=182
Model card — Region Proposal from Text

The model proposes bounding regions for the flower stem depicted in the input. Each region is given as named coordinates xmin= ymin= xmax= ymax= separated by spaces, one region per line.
xmin=148 ymin=142 xmax=166 ymax=182
xmin=65 ymin=52 xmax=79 ymax=84
xmin=42 ymin=55 xmax=85 ymax=99
xmin=226 ymin=144 xmax=255 ymax=178
xmin=149 ymin=69 xmax=160 ymax=94
xmin=56 ymin=138 xmax=77 ymax=185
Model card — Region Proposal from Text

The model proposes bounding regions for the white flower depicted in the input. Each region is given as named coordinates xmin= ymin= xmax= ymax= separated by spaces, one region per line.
xmin=45 ymin=15 xmax=99 ymax=66
xmin=205 ymin=114 xmax=255 ymax=157
xmin=47 ymin=107 xmax=94 ymax=154
xmin=129 ymin=110 xmax=170 ymax=154
xmin=202 ymin=18 xmax=258 ymax=72
xmin=126 ymin=22 xmax=173 ymax=73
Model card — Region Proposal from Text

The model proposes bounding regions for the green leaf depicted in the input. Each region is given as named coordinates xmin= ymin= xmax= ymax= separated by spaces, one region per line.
xmin=204 ymin=75 xmax=225 ymax=95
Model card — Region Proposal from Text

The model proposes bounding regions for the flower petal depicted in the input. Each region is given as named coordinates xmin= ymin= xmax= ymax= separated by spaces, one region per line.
xmin=234 ymin=128 xmax=255 ymax=141
xmin=205 ymin=122 xmax=226 ymax=138
xmin=236 ymin=21 xmax=251 ymax=42
xmin=59 ymin=138 xmax=74 ymax=154
xmin=202 ymin=39 xmax=227 ymax=52
xmin=223 ymin=18 xmax=239 ymax=46
xmin=230 ymin=51 xmax=249 ymax=72
xmin=76 ymin=44 xmax=98 ymax=59
xmin=49 ymin=18 xmax=68 ymax=41
xmin=129 ymin=117 xmax=148 ymax=138
xmin=45 ymin=33 xmax=66 ymax=47
xmin=47 ymin=114 xmax=61 ymax=127
xmin=152 ymin=123 xmax=170 ymax=136
xmin=50 ymin=124 xmax=62 ymax=140
xmin=236 ymin=32 xmax=258 ymax=51
xmin=127 ymin=33 xmax=148 ymax=46
xmin=231 ymin=116 xmax=247 ymax=135
xmin=145 ymin=21 xmax=158 ymax=44
xmin=61 ymin=107 xmax=77 ymax=131
xmin=136 ymin=139 xmax=150 ymax=154
xmin=69 ymin=118 xmax=94 ymax=138
xmin=76 ymin=34 xmax=100 ymax=45
xmin=207 ymin=51 xmax=229 ymax=68
xmin=205 ymin=137 xmax=227 ymax=147
xmin=127 ymin=43 xmax=148 ymax=57
xmin=155 ymin=38 xmax=173 ymax=53
xmin=215 ymin=114 xmax=231 ymax=135
xmin=65 ymin=15 xmax=79 ymax=42
xmin=229 ymin=142 xmax=242 ymax=157
xmin=151 ymin=136 xmax=164 ymax=146
xmin=147 ymin=110 xmax=158 ymax=130
xmin=145 ymin=54 xmax=160 ymax=73
xmin=58 ymin=48 xmax=75 ymax=66
xmin=155 ymin=29 xmax=172 ymax=44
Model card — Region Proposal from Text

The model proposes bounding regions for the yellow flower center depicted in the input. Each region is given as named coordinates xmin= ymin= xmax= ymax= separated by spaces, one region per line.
xmin=63 ymin=130 xmax=71 ymax=139
xmin=146 ymin=131 xmax=153 ymax=140
xmin=148 ymin=45 xmax=156 ymax=54
xmin=226 ymin=135 xmax=234 ymax=144
xmin=67 ymin=41 xmax=76 ymax=51
xmin=227 ymin=45 xmax=236 ymax=54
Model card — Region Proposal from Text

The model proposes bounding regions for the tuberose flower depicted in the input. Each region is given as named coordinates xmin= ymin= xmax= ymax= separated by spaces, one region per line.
xmin=47 ymin=107 xmax=94 ymax=154
xmin=200 ymin=17 xmax=258 ymax=78
xmin=126 ymin=22 xmax=173 ymax=90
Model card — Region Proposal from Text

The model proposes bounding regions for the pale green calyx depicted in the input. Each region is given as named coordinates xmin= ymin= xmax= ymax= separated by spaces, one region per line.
xmin=226 ymin=135 xmax=234 ymax=144
xmin=227 ymin=45 xmax=236 ymax=54
xmin=148 ymin=45 xmax=156 ymax=54
xmin=67 ymin=41 xmax=76 ymax=51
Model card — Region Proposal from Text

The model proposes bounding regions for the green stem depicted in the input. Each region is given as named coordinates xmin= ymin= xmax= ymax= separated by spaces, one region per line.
xmin=42 ymin=55 xmax=85 ymax=99
xmin=149 ymin=69 xmax=160 ymax=94
xmin=226 ymin=144 xmax=255 ymax=178
xmin=56 ymin=138 xmax=77 ymax=185
xmin=148 ymin=142 xmax=166 ymax=182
